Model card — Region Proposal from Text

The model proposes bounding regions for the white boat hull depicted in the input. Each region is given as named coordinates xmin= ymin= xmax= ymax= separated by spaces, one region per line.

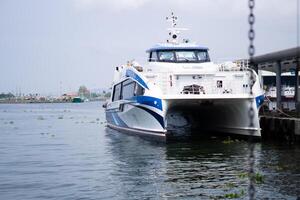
xmin=105 ymin=95 xmax=263 ymax=140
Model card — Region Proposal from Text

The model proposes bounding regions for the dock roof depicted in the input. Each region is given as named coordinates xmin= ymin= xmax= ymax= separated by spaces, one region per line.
xmin=253 ymin=47 xmax=300 ymax=73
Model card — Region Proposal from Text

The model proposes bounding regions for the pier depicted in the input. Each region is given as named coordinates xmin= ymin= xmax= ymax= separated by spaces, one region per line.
xmin=252 ymin=47 xmax=300 ymax=114
xmin=251 ymin=47 xmax=300 ymax=142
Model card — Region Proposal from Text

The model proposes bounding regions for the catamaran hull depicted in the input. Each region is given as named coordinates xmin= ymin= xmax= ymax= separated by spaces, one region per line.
xmin=105 ymin=96 xmax=262 ymax=141
xmin=165 ymin=97 xmax=261 ymax=139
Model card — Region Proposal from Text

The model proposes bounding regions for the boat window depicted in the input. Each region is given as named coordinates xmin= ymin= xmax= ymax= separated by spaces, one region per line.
xmin=112 ymin=79 xmax=145 ymax=101
xmin=149 ymin=51 xmax=158 ymax=62
xmin=158 ymin=51 xmax=175 ymax=62
xmin=112 ymin=83 xmax=122 ymax=101
xmin=135 ymin=84 xmax=145 ymax=96
xmin=197 ymin=51 xmax=210 ymax=62
xmin=176 ymin=51 xmax=197 ymax=62
xmin=155 ymin=49 xmax=210 ymax=63
xmin=122 ymin=79 xmax=134 ymax=86
xmin=122 ymin=81 xmax=136 ymax=100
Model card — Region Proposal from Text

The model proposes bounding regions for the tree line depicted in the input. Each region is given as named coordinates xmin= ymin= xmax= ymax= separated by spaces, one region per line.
xmin=0 ymin=93 xmax=15 ymax=99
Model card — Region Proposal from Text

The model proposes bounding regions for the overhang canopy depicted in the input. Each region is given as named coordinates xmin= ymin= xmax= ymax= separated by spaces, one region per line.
xmin=252 ymin=47 xmax=300 ymax=73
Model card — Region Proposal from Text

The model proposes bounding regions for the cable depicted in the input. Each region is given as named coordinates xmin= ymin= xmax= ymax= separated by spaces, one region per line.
xmin=264 ymin=95 xmax=294 ymax=118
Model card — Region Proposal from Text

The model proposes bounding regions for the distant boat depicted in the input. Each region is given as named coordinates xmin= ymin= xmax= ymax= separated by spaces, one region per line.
xmin=72 ymin=97 xmax=84 ymax=103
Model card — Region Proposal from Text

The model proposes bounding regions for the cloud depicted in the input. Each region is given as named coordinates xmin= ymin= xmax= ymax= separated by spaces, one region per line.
xmin=72 ymin=0 xmax=253 ymax=16
xmin=73 ymin=0 xmax=297 ymax=19
xmin=74 ymin=0 xmax=151 ymax=11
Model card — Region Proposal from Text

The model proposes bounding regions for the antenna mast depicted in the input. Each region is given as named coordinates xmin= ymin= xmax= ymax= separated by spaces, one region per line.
xmin=166 ymin=12 xmax=188 ymax=44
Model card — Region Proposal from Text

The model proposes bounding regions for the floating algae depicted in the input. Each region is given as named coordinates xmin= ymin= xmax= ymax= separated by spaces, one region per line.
xmin=237 ymin=172 xmax=264 ymax=184
xmin=224 ymin=182 xmax=237 ymax=189
xmin=58 ymin=116 xmax=63 ymax=119
xmin=37 ymin=116 xmax=45 ymax=120
xmin=223 ymin=189 xmax=245 ymax=199
xmin=222 ymin=136 xmax=235 ymax=144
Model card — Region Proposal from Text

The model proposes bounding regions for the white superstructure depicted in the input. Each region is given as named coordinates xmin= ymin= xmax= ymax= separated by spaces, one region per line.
xmin=105 ymin=14 xmax=264 ymax=141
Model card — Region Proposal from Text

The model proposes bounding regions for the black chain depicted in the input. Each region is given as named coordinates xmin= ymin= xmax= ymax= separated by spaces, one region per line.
xmin=248 ymin=0 xmax=256 ymax=199
xmin=297 ymin=0 xmax=300 ymax=115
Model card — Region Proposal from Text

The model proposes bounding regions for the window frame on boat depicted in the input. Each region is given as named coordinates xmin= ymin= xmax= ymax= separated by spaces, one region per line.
xmin=148 ymin=49 xmax=210 ymax=63
xmin=112 ymin=79 xmax=145 ymax=102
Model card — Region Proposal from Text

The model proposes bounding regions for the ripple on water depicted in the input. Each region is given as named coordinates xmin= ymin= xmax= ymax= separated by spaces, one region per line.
xmin=0 ymin=103 xmax=299 ymax=200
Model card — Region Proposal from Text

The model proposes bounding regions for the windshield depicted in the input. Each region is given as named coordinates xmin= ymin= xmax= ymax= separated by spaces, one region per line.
xmin=196 ymin=51 xmax=209 ymax=62
xmin=157 ymin=51 xmax=175 ymax=61
xmin=176 ymin=51 xmax=197 ymax=62
xmin=151 ymin=50 xmax=210 ymax=63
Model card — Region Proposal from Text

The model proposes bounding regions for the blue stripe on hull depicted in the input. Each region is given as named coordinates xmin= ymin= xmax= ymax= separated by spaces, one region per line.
xmin=105 ymin=104 xmax=165 ymax=130
xmin=107 ymin=123 xmax=166 ymax=142
xmin=106 ymin=111 xmax=128 ymax=128
xmin=130 ymin=96 xmax=163 ymax=111
xmin=255 ymin=94 xmax=264 ymax=108
xmin=135 ymin=105 xmax=165 ymax=128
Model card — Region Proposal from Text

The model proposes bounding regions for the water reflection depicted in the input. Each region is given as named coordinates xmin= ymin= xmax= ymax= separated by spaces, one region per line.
xmin=258 ymin=143 xmax=300 ymax=198
xmin=105 ymin=128 xmax=167 ymax=199
xmin=164 ymin=140 xmax=255 ymax=199
xmin=106 ymin=130 xmax=257 ymax=199
xmin=105 ymin=128 xmax=300 ymax=199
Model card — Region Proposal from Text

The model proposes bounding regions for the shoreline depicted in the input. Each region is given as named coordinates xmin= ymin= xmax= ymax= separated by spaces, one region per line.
xmin=0 ymin=99 xmax=107 ymax=104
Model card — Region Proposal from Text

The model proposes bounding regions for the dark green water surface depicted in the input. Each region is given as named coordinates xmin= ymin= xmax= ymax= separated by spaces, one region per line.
xmin=0 ymin=102 xmax=299 ymax=199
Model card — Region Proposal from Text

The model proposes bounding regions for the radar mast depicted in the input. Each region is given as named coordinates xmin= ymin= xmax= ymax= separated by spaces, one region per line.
xmin=166 ymin=12 xmax=188 ymax=44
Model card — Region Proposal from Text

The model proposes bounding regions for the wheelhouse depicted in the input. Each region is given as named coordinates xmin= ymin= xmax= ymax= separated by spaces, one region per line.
xmin=147 ymin=45 xmax=210 ymax=63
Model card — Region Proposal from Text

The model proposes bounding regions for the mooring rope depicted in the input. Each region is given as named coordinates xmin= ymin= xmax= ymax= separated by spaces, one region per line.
xmin=264 ymin=95 xmax=294 ymax=118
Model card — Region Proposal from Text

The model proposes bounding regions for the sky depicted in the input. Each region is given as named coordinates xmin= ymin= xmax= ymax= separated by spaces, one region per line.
xmin=0 ymin=0 xmax=299 ymax=95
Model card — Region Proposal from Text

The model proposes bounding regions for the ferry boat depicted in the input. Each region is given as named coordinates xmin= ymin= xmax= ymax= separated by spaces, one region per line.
xmin=105 ymin=14 xmax=265 ymax=141
xmin=72 ymin=97 xmax=84 ymax=103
